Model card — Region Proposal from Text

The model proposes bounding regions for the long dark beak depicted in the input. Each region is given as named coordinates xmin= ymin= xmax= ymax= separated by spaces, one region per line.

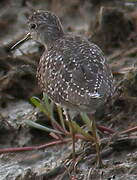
xmin=11 ymin=32 xmax=31 ymax=50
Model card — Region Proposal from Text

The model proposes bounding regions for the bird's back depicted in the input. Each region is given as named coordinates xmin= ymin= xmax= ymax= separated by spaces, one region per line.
xmin=37 ymin=33 xmax=114 ymax=112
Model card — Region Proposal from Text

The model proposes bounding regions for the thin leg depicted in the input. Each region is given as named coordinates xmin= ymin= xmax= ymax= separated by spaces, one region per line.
xmin=69 ymin=120 xmax=76 ymax=162
xmin=92 ymin=117 xmax=103 ymax=168
xmin=63 ymin=109 xmax=76 ymax=162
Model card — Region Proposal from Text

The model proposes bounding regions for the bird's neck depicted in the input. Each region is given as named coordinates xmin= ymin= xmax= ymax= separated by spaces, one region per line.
xmin=43 ymin=30 xmax=64 ymax=47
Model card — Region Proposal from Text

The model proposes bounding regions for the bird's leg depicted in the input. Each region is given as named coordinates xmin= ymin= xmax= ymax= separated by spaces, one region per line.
xmin=63 ymin=109 xmax=76 ymax=162
xmin=91 ymin=116 xmax=103 ymax=168
xmin=69 ymin=120 xmax=76 ymax=163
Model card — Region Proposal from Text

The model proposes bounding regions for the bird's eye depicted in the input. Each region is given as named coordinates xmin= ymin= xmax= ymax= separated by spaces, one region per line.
xmin=30 ymin=23 xmax=37 ymax=30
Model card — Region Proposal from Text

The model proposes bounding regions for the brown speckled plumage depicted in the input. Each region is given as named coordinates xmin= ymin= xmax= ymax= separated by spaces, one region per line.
xmin=28 ymin=10 xmax=114 ymax=113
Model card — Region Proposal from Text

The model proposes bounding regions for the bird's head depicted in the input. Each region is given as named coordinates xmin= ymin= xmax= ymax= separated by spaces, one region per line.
xmin=11 ymin=10 xmax=64 ymax=50
xmin=28 ymin=10 xmax=64 ymax=45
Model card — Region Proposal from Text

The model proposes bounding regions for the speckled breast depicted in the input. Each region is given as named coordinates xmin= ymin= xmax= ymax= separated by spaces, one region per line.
xmin=36 ymin=34 xmax=114 ymax=112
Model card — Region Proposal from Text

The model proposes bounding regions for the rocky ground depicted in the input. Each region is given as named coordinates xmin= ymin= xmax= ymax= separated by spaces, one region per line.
xmin=1 ymin=0 xmax=137 ymax=179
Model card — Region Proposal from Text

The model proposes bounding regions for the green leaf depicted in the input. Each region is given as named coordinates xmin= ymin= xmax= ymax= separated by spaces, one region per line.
xmin=80 ymin=112 xmax=92 ymax=128
xmin=25 ymin=120 xmax=63 ymax=134
xmin=68 ymin=120 xmax=94 ymax=141
xmin=30 ymin=96 xmax=49 ymax=116
xmin=57 ymin=106 xmax=65 ymax=130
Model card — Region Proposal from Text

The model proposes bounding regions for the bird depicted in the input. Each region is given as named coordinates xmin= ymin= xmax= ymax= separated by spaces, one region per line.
xmin=11 ymin=10 xmax=114 ymax=168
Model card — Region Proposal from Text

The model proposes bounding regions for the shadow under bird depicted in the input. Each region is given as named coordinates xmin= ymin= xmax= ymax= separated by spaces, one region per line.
xmin=12 ymin=10 xmax=114 ymax=168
